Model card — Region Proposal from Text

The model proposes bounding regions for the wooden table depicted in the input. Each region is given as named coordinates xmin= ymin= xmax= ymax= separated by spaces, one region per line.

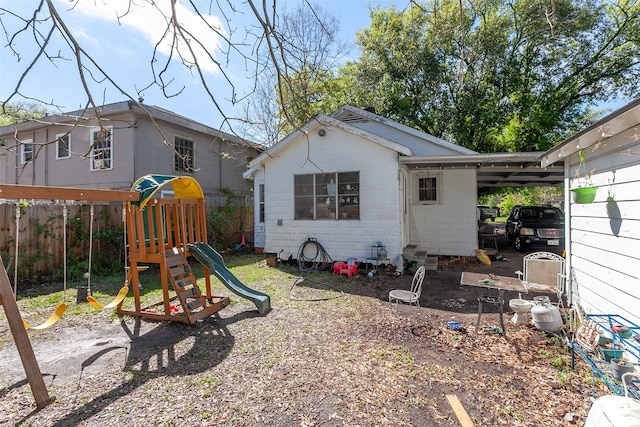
xmin=460 ymin=272 xmax=548 ymax=337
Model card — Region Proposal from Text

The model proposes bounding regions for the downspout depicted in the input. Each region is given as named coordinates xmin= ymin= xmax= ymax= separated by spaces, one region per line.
xmin=31 ymin=130 xmax=36 ymax=186
xmin=13 ymin=133 xmax=18 ymax=184
xmin=44 ymin=128 xmax=48 ymax=186
xmin=218 ymin=138 xmax=223 ymax=193
xmin=564 ymin=160 xmax=573 ymax=307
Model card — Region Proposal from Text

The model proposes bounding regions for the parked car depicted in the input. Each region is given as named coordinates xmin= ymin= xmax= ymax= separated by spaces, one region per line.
xmin=477 ymin=205 xmax=499 ymax=221
xmin=505 ymin=205 xmax=564 ymax=252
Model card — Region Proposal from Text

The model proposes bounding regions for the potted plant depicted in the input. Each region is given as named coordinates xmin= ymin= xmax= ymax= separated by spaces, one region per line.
xmin=610 ymin=357 xmax=635 ymax=384
xmin=570 ymin=149 xmax=597 ymax=204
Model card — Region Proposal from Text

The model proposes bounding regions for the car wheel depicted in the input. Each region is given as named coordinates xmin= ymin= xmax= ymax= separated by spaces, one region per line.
xmin=514 ymin=236 xmax=525 ymax=252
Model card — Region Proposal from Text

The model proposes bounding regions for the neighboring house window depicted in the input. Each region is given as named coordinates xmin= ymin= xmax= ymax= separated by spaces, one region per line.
xmin=21 ymin=139 xmax=33 ymax=164
xmin=417 ymin=175 xmax=440 ymax=203
xmin=294 ymin=172 xmax=360 ymax=220
xmin=90 ymin=126 xmax=113 ymax=170
xmin=259 ymin=184 xmax=265 ymax=223
xmin=56 ymin=133 xmax=71 ymax=159
xmin=174 ymin=136 xmax=194 ymax=173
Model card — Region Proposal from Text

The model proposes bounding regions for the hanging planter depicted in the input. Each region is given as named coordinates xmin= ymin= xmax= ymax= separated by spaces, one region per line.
xmin=571 ymin=149 xmax=597 ymax=204
xmin=571 ymin=186 xmax=597 ymax=204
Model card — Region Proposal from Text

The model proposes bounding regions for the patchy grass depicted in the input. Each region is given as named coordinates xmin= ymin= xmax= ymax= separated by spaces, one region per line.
xmin=0 ymin=254 xmax=606 ymax=426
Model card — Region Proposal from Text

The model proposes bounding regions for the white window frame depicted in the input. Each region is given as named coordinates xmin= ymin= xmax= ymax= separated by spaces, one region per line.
xmin=56 ymin=133 xmax=71 ymax=159
xmin=415 ymin=173 xmax=441 ymax=204
xmin=20 ymin=139 xmax=34 ymax=164
xmin=90 ymin=126 xmax=113 ymax=171
xmin=294 ymin=171 xmax=360 ymax=220
xmin=174 ymin=135 xmax=195 ymax=173
xmin=259 ymin=183 xmax=265 ymax=223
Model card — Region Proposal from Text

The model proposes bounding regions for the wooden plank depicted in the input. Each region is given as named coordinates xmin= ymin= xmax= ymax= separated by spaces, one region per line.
xmin=188 ymin=297 xmax=230 ymax=323
xmin=172 ymin=275 xmax=196 ymax=289
xmin=179 ymin=287 xmax=201 ymax=301
xmin=185 ymin=298 xmax=204 ymax=310
xmin=0 ymin=184 xmax=140 ymax=202
xmin=0 ymin=256 xmax=51 ymax=409
xmin=446 ymin=394 xmax=475 ymax=427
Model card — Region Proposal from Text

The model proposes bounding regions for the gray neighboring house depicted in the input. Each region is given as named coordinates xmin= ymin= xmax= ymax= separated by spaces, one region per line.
xmin=0 ymin=101 xmax=260 ymax=207
xmin=540 ymin=97 xmax=640 ymax=328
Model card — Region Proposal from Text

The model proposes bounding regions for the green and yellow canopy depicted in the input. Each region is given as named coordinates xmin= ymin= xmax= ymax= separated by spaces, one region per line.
xmin=131 ymin=175 xmax=204 ymax=208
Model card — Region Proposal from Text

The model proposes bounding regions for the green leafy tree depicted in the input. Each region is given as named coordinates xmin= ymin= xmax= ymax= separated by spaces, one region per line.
xmin=332 ymin=0 xmax=640 ymax=152
xmin=0 ymin=102 xmax=49 ymax=126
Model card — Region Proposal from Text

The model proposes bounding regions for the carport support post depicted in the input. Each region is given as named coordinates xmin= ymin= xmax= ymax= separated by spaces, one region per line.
xmin=0 ymin=256 xmax=51 ymax=409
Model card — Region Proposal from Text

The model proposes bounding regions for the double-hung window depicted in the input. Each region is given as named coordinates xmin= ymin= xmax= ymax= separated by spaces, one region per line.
xmin=56 ymin=133 xmax=71 ymax=159
xmin=174 ymin=136 xmax=194 ymax=173
xmin=21 ymin=139 xmax=33 ymax=164
xmin=90 ymin=126 xmax=113 ymax=170
xmin=416 ymin=174 xmax=440 ymax=203
xmin=294 ymin=171 xmax=359 ymax=220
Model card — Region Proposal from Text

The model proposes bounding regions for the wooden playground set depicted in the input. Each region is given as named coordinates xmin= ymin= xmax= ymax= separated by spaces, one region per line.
xmin=0 ymin=175 xmax=270 ymax=409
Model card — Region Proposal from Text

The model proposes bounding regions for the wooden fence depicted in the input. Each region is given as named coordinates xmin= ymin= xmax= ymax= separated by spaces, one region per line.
xmin=0 ymin=202 xmax=125 ymax=280
xmin=0 ymin=202 xmax=254 ymax=282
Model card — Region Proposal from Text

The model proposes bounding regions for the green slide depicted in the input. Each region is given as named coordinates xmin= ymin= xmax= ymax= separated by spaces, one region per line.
xmin=187 ymin=242 xmax=271 ymax=314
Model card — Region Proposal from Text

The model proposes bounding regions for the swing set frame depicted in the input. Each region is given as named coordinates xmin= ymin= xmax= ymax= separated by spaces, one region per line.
xmin=0 ymin=176 xmax=229 ymax=409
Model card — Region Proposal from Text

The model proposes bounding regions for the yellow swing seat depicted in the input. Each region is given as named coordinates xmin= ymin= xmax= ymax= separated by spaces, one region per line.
xmin=23 ymin=303 xmax=67 ymax=330
xmin=87 ymin=286 xmax=129 ymax=309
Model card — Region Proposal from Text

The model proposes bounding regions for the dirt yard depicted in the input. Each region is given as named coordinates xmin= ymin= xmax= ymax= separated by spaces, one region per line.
xmin=1 ymin=247 xmax=603 ymax=426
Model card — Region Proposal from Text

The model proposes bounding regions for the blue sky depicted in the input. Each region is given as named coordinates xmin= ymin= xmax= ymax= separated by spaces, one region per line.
xmin=0 ymin=0 xmax=406 ymax=129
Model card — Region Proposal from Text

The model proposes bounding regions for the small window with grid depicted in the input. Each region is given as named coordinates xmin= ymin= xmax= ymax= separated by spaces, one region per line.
xmin=174 ymin=136 xmax=194 ymax=173
xmin=417 ymin=175 xmax=439 ymax=203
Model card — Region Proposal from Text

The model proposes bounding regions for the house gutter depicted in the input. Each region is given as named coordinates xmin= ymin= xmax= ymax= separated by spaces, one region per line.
xmin=399 ymin=152 xmax=545 ymax=167
xmin=540 ymin=96 xmax=640 ymax=167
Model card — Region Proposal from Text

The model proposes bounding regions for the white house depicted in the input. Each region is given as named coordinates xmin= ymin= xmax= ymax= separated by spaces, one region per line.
xmin=244 ymin=105 xmax=561 ymax=270
xmin=540 ymin=97 xmax=640 ymax=327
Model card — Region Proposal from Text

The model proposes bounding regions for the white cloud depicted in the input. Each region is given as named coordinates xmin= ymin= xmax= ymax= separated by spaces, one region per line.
xmin=67 ymin=0 xmax=225 ymax=73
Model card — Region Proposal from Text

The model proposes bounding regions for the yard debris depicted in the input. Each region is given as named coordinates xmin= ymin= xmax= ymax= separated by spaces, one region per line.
xmin=0 ymin=251 xmax=603 ymax=426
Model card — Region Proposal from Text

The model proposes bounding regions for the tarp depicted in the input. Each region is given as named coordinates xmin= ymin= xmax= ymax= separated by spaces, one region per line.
xmin=130 ymin=175 xmax=204 ymax=208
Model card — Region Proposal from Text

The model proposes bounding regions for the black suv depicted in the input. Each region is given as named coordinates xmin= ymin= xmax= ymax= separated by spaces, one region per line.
xmin=506 ymin=205 xmax=564 ymax=252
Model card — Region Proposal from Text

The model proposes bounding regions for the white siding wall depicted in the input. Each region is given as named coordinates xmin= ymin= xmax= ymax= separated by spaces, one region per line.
xmin=252 ymin=175 xmax=266 ymax=249
xmin=263 ymin=128 xmax=402 ymax=264
xmin=407 ymin=168 xmax=478 ymax=256
xmin=569 ymin=140 xmax=640 ymax=326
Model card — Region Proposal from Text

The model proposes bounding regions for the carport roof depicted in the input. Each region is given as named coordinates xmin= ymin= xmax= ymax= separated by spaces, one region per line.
xmin=399 ymin=152 xmax=564 ymax=188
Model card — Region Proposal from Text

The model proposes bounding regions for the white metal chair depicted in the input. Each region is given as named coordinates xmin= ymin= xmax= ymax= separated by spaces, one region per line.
xmin=515 ymin=251 xmax=565 ymax=307
xmin=389 ymin=266 xmax=425 ymax=307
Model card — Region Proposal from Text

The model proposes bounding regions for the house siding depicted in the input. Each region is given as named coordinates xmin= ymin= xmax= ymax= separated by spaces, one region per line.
xmin=407 ymin=168 xmax=477 ymax=256
xmin=0 ymin=103 xmax=257 ymax=208
xmin=568 ymin=140 xmax=640 ymax=326
xmin=262 ymin=127 xmax=403 ymax=263
xmin=0 ymin=114 xmax=136 ymax=189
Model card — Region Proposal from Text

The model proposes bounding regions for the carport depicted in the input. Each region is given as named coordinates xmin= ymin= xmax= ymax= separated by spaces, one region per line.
xmin=400 ymin=152 xmax=564 ymax=188
xmin=399 ymin=151 xmax=565 ymax=257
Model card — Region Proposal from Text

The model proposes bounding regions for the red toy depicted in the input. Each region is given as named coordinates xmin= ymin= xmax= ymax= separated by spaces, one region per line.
xmin=333 ymin=261 xmax=358 ymax=277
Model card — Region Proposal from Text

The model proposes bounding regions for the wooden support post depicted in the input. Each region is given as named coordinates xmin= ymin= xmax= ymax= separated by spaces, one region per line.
xmin=0 ymin=256 xmax=51 ymax=409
